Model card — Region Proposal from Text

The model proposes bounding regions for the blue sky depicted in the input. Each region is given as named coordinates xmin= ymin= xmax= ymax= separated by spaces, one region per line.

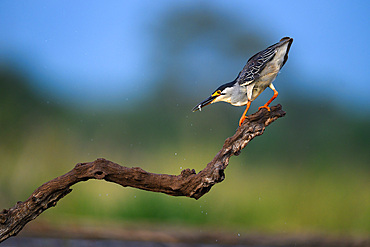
xmin=0 ymin=1 xmax=369 ymax=110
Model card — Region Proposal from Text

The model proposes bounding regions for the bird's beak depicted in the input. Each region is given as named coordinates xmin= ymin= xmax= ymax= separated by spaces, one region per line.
xmin=192 ymin=95 xmax=218 ymax=112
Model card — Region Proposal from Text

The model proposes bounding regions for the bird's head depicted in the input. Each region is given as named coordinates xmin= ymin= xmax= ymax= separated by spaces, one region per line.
xmin=192 ymin=81 xmax=235 ymax=112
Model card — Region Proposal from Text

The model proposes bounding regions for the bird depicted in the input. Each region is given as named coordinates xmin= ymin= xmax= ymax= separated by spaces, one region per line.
xmin=192 ymin=37 xmax=293 ymax=126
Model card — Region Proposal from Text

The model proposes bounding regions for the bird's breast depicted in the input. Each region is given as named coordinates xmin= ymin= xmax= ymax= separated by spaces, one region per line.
xmin=229 ymin=84 xmax=249 ymax=106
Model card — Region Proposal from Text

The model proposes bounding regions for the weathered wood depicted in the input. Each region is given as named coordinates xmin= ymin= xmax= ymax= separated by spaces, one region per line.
xmin=0 ymin=104 xmax=286 ymax=243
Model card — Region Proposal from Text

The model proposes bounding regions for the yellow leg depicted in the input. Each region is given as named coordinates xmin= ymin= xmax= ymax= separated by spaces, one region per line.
xmin=259 ymin=88 xmax=278 ymax=112
xmin=239 ymin=101 xmax=251 ymax=126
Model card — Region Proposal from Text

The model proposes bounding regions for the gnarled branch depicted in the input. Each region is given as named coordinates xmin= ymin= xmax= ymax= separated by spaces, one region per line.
xmin=0 ymin=104 xmax=286 ymax=243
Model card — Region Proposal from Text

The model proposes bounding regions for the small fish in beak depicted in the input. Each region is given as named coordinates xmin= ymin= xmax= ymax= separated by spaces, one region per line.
xmin=192 ymin=94 xmax=218 ymax=112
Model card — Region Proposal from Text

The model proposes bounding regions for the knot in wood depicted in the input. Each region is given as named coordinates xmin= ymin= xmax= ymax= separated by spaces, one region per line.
xmin=181 ymin=168 xmax=196 ymax=177
xmin=94 ymin=171 xmax=106 ymax=179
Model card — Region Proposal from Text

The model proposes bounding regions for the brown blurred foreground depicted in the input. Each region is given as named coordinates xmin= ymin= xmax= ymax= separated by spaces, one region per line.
xmin=3 ymin=221 xmax=368 ymax=247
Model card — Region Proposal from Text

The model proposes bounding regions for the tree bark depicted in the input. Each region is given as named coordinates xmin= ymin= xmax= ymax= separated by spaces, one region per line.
xmin=0 ymin=104 xmax=286 ymax=243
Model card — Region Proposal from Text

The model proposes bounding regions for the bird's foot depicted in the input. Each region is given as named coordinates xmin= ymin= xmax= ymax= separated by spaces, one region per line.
xmin=239 ymin=116 xmax=246 ymax=126
xmin=258 ymin=105 xmax=271 ymax=112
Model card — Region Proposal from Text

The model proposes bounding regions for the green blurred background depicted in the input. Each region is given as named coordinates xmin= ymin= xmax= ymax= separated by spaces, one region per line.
xmin=0 ymin=0 xmax=369 ymax=238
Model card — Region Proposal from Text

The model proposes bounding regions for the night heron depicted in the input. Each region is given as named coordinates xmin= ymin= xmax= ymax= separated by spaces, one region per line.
xmin=192 ymin=37 xmax=293 ymax=126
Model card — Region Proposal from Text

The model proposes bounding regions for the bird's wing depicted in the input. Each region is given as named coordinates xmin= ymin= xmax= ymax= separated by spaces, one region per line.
xmin=237 ymin=46 xmax=276 ymax=87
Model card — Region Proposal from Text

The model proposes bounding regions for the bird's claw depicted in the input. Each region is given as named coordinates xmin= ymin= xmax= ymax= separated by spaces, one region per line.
xmin=239 ymin=116 xmax=246 ymax=126
xmin=258 ymin=105 xmax=271 ymax=112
